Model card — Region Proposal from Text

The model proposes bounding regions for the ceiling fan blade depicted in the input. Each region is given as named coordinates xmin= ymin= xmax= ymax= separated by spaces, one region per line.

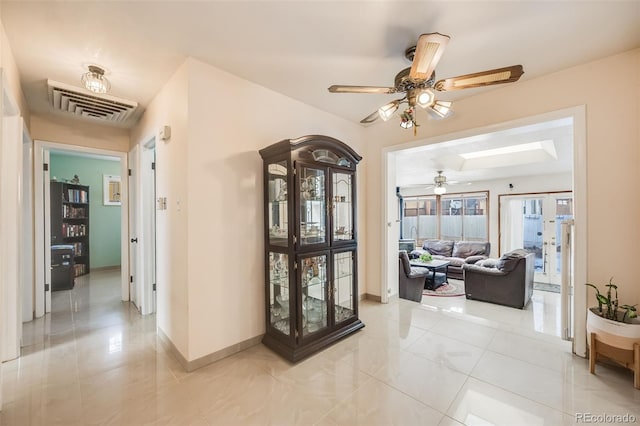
xmin=360 ymin=110 xmax=380 ymax=124
xmin=409 ymin=33 xmax=450 ymax=81
xmin=328 ymin=85 xmax=396 ymax=94
xmin=434 ymin=65 xmax=524 ymax=91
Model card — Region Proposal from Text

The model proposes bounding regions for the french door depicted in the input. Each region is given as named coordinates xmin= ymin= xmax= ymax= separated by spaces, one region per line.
xmin=500 ymin=192 xmax=573 ymax=285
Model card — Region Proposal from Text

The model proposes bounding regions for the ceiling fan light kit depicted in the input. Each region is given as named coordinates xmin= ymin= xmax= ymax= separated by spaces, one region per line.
xmin=378 ymin=101 xmax=399 ymax=121
xmin=433 ymin=184 xmax=447 ymax=195
xmin=328 ymin=32 xmax=524 ymax=133
xmin=81 ymin=65 xmax=110 ymax=94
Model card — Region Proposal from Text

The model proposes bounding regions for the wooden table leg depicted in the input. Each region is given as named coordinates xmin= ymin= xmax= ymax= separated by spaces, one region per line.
xmin=634 ymin=342 xmax=639 ymax=390
xmin=589 ymin=333 xmax=597 ymax=374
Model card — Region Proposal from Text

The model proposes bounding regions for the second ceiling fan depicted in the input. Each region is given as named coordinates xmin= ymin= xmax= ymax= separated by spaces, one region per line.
xmin=328 ymin=32 xmax=524 ymax=132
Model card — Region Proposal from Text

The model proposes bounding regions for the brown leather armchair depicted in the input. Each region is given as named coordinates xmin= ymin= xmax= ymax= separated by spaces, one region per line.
xmin=462 ymin=249 xmax=534 ymax=309
xmin=398 ymin=250 xmax=430 ymax=302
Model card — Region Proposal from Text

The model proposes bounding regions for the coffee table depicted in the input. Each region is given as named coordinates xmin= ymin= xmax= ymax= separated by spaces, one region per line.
xmin=409 ymin=259 xmax=450 ymax=289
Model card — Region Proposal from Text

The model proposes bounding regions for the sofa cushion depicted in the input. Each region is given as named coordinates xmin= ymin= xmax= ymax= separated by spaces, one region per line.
xmin=497 ymin=249 xmax=529 ymax=272
xmin=452 ymin=241 xmax=490 ymax=258
xmin=422 ymin=240 xmax=454 ymax=257
xmin=409 ymin=267 xmax=430 ymax=278
xmin=465 ymin=255 xmax=488 ymax=265
xmin=399 ymin=250 xmax=412 ymax=275
xmin=447 ymin=257 xmax=466 ymax=268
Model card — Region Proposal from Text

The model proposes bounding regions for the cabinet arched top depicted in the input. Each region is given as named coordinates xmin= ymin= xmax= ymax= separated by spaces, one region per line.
xmin=259 ymin=135 xmax=362 ymax=169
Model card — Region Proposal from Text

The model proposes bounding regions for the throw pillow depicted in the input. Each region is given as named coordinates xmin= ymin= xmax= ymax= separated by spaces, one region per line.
xmin=477 ymin=258 xmax=499 ymax=268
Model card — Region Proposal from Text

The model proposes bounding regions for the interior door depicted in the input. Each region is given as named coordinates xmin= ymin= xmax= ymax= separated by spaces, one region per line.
xmin=128 ymin=146 xmax=139 ymax=309
xmin=141 ymin=144 xmax=157 ymax=314
xmin=43 ymin=149 xmax=52 ymax=313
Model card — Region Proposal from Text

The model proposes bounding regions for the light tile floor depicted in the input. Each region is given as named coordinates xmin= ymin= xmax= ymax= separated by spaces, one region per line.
xmin=2 ymin=270 xmax=639 ymax=425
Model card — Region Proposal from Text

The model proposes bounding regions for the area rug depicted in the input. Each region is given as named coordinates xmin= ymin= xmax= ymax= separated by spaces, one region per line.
xmin=423 ymin=279 xmax=465 ymax=297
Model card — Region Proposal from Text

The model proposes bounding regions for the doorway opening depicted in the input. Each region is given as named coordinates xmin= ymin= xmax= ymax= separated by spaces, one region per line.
xmin=383 ymin=106 xmax=587 ymax=356
xmin=499 ymin=192 xmax=573 ymax=292
xmin=33 ymin=141 xmax=129 ymax=319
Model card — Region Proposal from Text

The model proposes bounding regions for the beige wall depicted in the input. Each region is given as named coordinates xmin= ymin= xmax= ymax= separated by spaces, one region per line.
xmin=364 ymin=49 xmax=640 ymax=308
xmin=1 ymin=20 xmax=29 ymax=123
xmin=132 ymin=57 xmax=365 ymax=362
xmin=30 ymin=114 xmax=130 ymax=152
xmin=185 ymin=58 xmax=365 ymax=360
xmin=131 ymin=62 xmax=190 ymax=359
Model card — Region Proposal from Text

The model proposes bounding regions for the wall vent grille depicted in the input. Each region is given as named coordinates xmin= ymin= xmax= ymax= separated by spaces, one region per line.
xmin=47 ymin=79 xmax=139 ymax=124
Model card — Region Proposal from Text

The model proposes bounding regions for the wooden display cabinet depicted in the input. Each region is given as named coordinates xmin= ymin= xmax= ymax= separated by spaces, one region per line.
xmin=259 ymin=135 xmax=364 ymax=362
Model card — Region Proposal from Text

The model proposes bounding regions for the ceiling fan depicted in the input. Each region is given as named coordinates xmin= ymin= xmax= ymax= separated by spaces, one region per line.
xmin=328 ymin=32 xmax=524 ymax=133
xmin=405 ymin=171 xmax=468 ymax=195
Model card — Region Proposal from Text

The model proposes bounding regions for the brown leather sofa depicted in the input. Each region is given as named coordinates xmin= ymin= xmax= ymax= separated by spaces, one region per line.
xmin=412 ymin=239 xmax=490 ymax=279
xmin=462 ymin=249 xmax=534 ymax=309
xmin=398 ymin=250 xmax=430 ymax=302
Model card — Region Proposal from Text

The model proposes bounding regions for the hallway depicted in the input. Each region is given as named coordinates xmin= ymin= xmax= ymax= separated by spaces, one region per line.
xmin=2 ymin=270 xmax=640 ymax=425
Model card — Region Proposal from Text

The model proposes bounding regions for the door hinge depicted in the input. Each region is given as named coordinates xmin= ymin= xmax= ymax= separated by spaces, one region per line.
xmin=153 ymin=283 xmax=157 ymax=291
xmin=43 ymin=163 xmax=49 ymax=171
xmin=293 ymin=235 xmax=297 ymax=245
xmin=152 ymin=162 xmax=156 ymax=170
xmin=294 ymin=261 xmax=298 ymax=270
xmin=45 ymin=284 xmax=50 ymax=291
xmin=130 ymin=275 xmax=133 ymax=283
xmin=128 ymin=169 xmax=132 ymax=176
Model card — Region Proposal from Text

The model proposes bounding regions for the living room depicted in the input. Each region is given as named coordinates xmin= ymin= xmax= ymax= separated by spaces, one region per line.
xmin=393 ymin=114 xmax=575 ymax=340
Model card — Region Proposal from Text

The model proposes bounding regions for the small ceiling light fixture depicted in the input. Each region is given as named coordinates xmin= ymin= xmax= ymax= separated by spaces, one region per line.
xmin=378 ymin=101 xmax=399 ymax=121
xmin=433 ymin=183 xmax=447 ymax=195
xmin=429 ymin=100 xmax=452 ymax=118
xmin=81 ymin=65 xmax=111 ymax=94
xmin=415 ymin=89 xmax=435 ymax=108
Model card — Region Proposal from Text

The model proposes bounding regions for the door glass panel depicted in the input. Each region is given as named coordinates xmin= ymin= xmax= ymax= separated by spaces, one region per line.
xmin=301 ymin=254 xmax=328 ymax=336
xmin=332 ymin=172 xmax=353 ymax=241
xmin=334 ymin=251 xmax=355 ymax=323
xmin=554 ymin=197 xmax=573 ymax=274
xmin=267 ymin=161 xmax=288 ymax=246
xmin=300 ymin=167 xmax=326 ymax=245
xmin=269 ymin=252 xmax=290 ymax=335
xmin=522 ymin=198 xmax=544 ymax=273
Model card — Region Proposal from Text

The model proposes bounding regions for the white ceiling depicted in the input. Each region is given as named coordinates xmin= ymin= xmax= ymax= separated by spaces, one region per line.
xmin=1 ymin=1 xmax=639 ymax=127
xmin=394 ymin=117 xmax=574 ymax=186
xmin=0 ymin=1 xmax=637 ymax=184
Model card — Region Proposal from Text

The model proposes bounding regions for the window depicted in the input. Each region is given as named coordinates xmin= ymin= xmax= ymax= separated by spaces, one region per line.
xmin=401 ymin=192 xmax=488 ymax=244
xmin=401 ymin=196 xmax=437 ymax=243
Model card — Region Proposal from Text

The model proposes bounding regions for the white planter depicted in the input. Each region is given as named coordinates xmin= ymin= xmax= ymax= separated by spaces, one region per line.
xmin=587 ymin=307 xmax=640 ymax=350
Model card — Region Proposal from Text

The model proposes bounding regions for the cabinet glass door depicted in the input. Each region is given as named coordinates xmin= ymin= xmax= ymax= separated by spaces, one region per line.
xmin=267 ymin=161 xmax=289 ymax=247
xmin=333 ymin=250 xmax=356 ymax=323
xmin=269 ymin=252 xmax=290 ymax=336
xmin=332 ymin=172 xmax=354 ymax=242
xmin=301 ymin=254 xmax=328 ymax=336
xmin=299 ymin=167 xmax=326 ymax=246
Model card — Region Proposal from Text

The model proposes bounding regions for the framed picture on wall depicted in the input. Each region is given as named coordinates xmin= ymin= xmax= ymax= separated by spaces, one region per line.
xmin=103 ymin=175 xmax=121 ymax=205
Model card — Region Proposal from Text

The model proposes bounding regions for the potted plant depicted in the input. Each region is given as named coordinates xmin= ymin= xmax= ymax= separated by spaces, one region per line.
xmin=585 ymin=278 xmax=640 ymax=389
xmin=586 ymin=279 xmax=638 ymax=324
xmin=419 ymin=252 xmax=433 ymax=263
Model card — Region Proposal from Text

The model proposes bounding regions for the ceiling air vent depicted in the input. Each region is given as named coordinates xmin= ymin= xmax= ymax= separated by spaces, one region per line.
xmin=47 ymin=79 xmax=139 ymax=124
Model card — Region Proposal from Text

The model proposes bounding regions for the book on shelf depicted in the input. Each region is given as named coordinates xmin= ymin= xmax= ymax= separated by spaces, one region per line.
xmin=61 ymin=223 xmax=87 ymax=237
xmin=62 ymin=204 xmax=87 ymax=218
xmin=65 ymin=188 xmax=88 ymax=203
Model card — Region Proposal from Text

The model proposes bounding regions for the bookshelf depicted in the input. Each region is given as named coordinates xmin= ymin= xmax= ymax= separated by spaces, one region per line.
xmin=50 ymin=181 xmax=90 ymax=277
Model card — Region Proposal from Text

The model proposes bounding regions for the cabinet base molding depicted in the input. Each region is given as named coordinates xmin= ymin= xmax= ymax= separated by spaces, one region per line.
xmin=158 ymin=328 xmax=262 ymax=372
xmin=262 ymin=319 xmax=364 ymax=363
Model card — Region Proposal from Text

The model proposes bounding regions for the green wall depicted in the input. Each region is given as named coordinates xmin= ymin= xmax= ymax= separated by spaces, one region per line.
xmin=50 ymin=152 xmax=122 ymax=268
